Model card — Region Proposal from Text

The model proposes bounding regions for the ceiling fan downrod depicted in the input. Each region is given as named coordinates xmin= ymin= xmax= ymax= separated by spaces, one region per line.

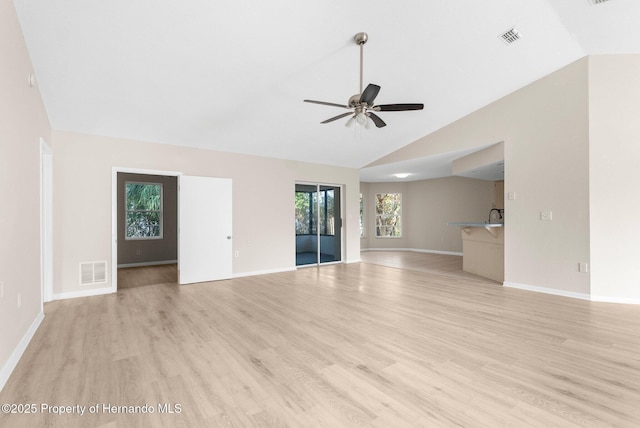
xmin=354 ymin=32 xmax=368 ymax=96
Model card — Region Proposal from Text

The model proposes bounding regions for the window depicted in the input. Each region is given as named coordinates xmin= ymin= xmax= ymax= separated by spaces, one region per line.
xmin=375 ymin=193 xmax=401 ymax=237
xmin=295 ymin=188 xmax=335 ymax=236
xmin=359 ymin=193 xmax=365 ymax=238
xmin=125 ymin=182 xmax=163 ymax=239
xmin=295 ymin=191 xmax=312 ymax=235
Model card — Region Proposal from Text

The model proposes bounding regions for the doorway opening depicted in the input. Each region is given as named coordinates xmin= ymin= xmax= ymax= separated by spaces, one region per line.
xmin=116 ymin=172 xmax=178 ymax=288
xmin=295 ymin=183 xmax=343 ymax=266
xmin=112 ymin=168 xmax=233 ymax=290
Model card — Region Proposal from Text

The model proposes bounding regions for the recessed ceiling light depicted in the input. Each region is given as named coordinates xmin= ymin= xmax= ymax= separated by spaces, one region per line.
xmin=393 ymin=173 xmax=410 ymax=178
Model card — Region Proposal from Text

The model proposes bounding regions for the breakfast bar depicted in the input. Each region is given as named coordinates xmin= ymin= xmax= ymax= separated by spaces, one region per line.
xmin=448 ymin=222 xmax=504 ymax=282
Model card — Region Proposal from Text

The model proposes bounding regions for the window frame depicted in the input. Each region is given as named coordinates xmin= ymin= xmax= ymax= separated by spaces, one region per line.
xmin=124 ymin=181 xmax=164 ymax=240
xmin=359 ymin=193 xmax=365 ymax=238
xmin=375 ymin=192 xmax=402 ymax=238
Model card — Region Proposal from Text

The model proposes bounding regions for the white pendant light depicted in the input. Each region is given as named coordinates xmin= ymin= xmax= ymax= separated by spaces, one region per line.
xmin=345 ymin=116 xmax=355 ymax=128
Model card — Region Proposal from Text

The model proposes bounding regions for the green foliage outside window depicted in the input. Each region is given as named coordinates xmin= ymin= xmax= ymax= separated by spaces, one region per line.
xmin=125 ymin=182 xmax=162 ymax=239
xmin=295 ymin=189 xmax=335 ymax=236
xmin=375 ymin=193 xmax=401 ymax=237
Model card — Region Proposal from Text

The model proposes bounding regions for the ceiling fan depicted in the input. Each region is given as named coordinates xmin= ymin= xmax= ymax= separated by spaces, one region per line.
xmin=304 ymin=32 xmax=424 ymax=129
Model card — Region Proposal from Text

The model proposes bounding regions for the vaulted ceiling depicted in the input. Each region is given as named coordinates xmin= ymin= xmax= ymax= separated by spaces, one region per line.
xmin=14 ymin=0 xmax=640 ymax=179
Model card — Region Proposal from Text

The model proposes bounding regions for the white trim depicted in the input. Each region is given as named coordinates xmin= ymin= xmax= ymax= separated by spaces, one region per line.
xmin=52 ymin=286 xmax=115 ymax=301
xmin=112 ymin=167 xmax=183 ymax=293
xmin=504 ymin=281 xmax=640 ymax=304
xmin=117 ymin=260 xmax=178 ymax=268
xmin=590 ymin=295 xmax=640 ymax=305
xmin=0 ymin=311 xmax=44 ymax=392
xmin=503 ymin=281 xmax=591 ymax=301
xmin=40 ymin=138 xmax=53 ymax=304
xmin=362 ymin=248 xmax=463 ymax=257
xmin=233 ymin=267 xmax=296 ymax=278
xmin=345 ymin=258 xmax=362 ymax=264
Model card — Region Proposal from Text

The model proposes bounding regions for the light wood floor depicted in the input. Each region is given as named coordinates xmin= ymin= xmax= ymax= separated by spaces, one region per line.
xmin=1 ymin=258 xmax=640 ymax=427
xmin=360 ymin=250 xmax=494 ymax=282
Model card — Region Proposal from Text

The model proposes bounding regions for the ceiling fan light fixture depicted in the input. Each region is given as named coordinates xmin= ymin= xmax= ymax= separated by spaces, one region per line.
xmin=356 ymin=111 xmax=368 ymax=126
xmin=345 ymin=116 xmax=355 ymax=128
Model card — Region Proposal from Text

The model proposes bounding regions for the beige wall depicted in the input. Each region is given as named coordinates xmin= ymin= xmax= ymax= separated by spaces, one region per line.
xmin=406 ymin=177 xmax=494 ymax=253
xmin=360 ymin=177 xmax=493 ymax=253
xmin=452 ymin=142 xmax=504 ymax=176
xmin=589 ymin=55 xmax=640 ymax=302
xmin=367 ymin=58 xmax=592 ymax=297
xmin=52 ymin=130 xmax=361 ymax=295
xmin=0 ymin=0 xmax=51 ymax=385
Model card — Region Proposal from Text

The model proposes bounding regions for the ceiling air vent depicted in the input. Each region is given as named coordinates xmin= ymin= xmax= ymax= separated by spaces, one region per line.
xmin=499 ymin=27 xmax=521 ymax=45
xmin=591 ymin=0 xmax=611 ymax=4
xmin=80 ymin=261 xmax=107 ymax=285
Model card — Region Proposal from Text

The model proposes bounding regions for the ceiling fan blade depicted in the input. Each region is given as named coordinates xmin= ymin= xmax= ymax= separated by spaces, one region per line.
xmin=374 ymin=103 xmax=424 ymax=111
xmin=359 ymin=84 xmax=381 ymax=105
xmin=304 ymin=99 xmax=350 ymax=109
xmin=367 ymin=112 xmax=387 ymax=128
xmin=321 ymin=112 xmax=354 ymax=124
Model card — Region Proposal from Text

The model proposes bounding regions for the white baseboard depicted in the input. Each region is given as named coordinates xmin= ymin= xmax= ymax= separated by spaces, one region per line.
xmin=504 ymin=281 xmax=640 ymax=304
xmin=0 ymin=311 xmax=44 ymax=392
xmin=362 ymin=248 xmax=463 ymax=257
xmin=52 ymin=285 xmax=115 ymax=301
xmin=504 ymin=281 xmax=592 ymax=301
xmin=345 ymin=258 xmax=362 ymax=264
xmin=590 ymin=295 xmax=640 ymax=305
xmin=117 ymin=260 xmax=177 ymax=268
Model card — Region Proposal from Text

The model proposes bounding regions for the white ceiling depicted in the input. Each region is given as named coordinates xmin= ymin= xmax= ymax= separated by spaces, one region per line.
xmin=14 ymin=0 xmax=640 ymax=181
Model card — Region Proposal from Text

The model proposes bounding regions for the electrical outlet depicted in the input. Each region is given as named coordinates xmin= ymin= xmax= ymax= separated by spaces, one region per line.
xmin=507 ymin=192 xmax=516 ymax=200
xmin=540 ymin=211 xmax=553 ymax=221
xmin=579 ymin=262 xmax=589 ymax=273
xmin=18 ymin=293 xmax=21 ymax=309
xmin=0 ymin=281 xmax=4 ymax=299
xmin=234 ymin=251 xmax=240 ymax=258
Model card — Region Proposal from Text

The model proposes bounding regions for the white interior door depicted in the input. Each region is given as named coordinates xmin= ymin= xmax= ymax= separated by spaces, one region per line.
xmin=179 ymin=176 xmax=232 ymax=284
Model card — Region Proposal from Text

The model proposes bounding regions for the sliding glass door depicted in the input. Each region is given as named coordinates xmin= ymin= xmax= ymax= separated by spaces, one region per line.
xmin=295 ymin=183 xmax=342 ymax=266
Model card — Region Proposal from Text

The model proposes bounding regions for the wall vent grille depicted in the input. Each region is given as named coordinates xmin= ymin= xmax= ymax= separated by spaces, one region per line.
xmin=499 ymin=27 xmax=521 ymax=45
xmin=80 ymin=261 xmax=107 ymax=285
xmin=591 ymin=0 xmax=611 ymax=4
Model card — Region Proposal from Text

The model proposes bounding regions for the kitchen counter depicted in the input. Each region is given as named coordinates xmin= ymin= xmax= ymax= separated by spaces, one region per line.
xmin=448 ymin=222 xmax=504 ymax=282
